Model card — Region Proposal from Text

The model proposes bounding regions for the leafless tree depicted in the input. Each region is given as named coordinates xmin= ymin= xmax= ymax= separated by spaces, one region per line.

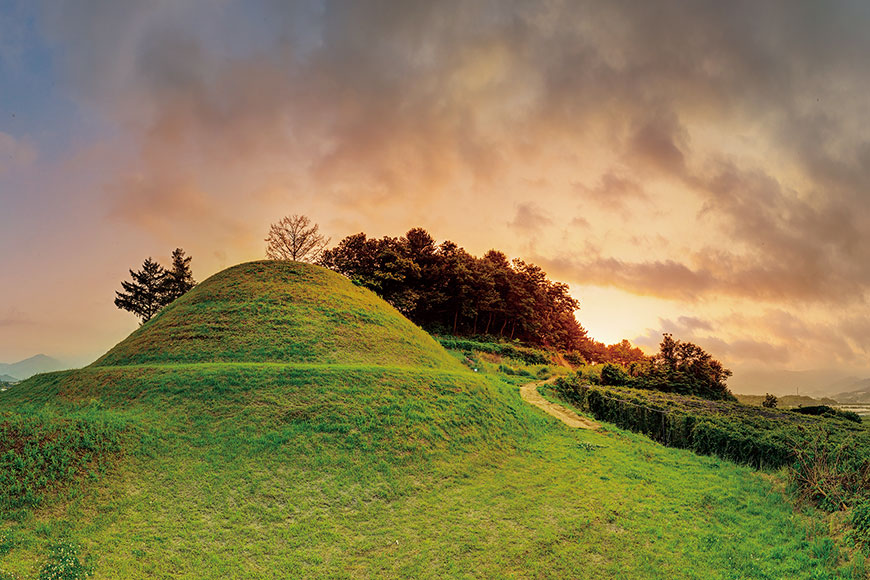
xmin=265 ymin=214 xmax=330 ymax=262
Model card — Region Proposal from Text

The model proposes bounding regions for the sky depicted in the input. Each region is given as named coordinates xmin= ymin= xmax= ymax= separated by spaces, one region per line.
xmin=2 ymin=1 xmax=870 ymax=392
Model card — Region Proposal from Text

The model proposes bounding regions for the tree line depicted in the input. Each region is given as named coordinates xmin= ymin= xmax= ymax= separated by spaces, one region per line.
xmin=262 ymin=215 xmax=646 ymax=360
xmin=317 ymin=227 xmax=589 ymax=352
xmin=113 ymin=216 xmax=647 ymax=366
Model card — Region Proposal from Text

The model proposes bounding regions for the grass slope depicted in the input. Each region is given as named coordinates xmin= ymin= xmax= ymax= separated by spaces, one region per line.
xmin=93 ymin=261 xmax=461 ymax=370
xmin=0 ymin=262 xmax=865 ymax=578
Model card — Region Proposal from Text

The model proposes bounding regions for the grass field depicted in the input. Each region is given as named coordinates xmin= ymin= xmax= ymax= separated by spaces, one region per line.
xmin=1 ymin=262 xmax=866 ymax=578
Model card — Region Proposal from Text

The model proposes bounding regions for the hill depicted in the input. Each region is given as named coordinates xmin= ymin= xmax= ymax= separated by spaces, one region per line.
xmin=0 ymin=354 xmax=65 ymax=380
xmin=93 ymin=261 xmax=461 ymax=370
xmin=832 ymin=378 xmax=870 ymax=404
xmin=0 ymin=261 xmax=864 ymax=578
xmin=0 ymin=374 xmax=17 ymax=383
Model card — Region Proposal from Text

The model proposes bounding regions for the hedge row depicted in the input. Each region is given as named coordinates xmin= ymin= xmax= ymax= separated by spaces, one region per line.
xmin=554 ymin=376 xmax=870 ymax=473
xmin=437 ymin=338 xmax=551 ymax=365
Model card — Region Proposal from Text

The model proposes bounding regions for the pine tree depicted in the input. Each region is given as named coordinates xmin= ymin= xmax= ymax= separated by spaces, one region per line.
xmin=114 ymin=258 xmax=167 ymax=324
xmin=163 ymin=248 xmax=196 ymax=303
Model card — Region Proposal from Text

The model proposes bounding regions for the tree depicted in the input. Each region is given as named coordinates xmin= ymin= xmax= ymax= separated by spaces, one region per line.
xmin=114 ymin=258 xmax=167 ymax=324
xmin=763 ymin=393 xmax=778 ymax=408
xmin=265 ymin=214 xmax=330 ymax=262
xmin=163 ymin=248 xmax=196 ymax=302
xmin=115 ymin=250 xmax=197 ymax=324
xmin=636 ymin=334 xmax=735 ymax=400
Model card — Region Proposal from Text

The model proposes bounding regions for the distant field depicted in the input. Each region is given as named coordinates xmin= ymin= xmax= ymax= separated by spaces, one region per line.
xmin=837 ymin=404 xmax=870 ymax=417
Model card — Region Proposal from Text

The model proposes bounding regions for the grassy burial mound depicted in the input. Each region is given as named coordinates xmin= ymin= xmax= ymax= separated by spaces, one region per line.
xmin=0 ymin=261 xmax=540 ymax=577
xmin=1 ymin=261 xmax=867 ymax=578
xmin=93 ymin=260 xmax=463 ymax=369
xmin=4 ymin=262 xmax=521 ymax=465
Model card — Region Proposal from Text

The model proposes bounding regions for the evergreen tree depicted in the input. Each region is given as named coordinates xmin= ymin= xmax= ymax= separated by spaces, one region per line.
xmin=163 ymin=248 xmax=196 ymax=303
xmin=114 ymin=258 xmax=167 ymax=324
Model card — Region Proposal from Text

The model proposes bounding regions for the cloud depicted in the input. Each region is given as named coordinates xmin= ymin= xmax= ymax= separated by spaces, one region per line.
xmin=509 ymin=202 xmax=552 ymax=232
xmin=13 ymin=0 xmax=870 ymax=371
xmin=0 ymin=131 xmax=36 ymax=174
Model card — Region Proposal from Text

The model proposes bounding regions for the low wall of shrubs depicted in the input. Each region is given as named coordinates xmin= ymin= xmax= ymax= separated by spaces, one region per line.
xmin=437 ymin=337 xmax=551 ymax=365
xmin=554 ymin=375 xmax=870 ymax=512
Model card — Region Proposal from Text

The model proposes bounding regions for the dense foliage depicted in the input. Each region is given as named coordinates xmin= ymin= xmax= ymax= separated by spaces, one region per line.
xmin=598 ymin=334 xmax=734 ymax=400
xmin=437 ymin=337 xmax=551 ymax=365
xmin=554 ymin=377 xmax=870 ymax=512
xmin=792 ymin=405 xmax=863 ymax=424
xmin=319 ymin=228 xmax=590 ymax=351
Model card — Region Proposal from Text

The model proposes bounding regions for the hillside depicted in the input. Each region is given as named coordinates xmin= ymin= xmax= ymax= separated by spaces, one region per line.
xmin=93 ymin=261 xmax=461 ymax=370
xmin=1 ymin=261 xmax=865 ymax=579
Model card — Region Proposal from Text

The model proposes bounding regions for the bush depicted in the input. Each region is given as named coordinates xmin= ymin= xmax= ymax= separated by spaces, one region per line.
xmin=600 ymin=363 xmax=630 ymax=386
xmin=763 ymin=393 xmax=778 ymax=408
xmin=437 ymin=338 xmax=551 ymax=365
xmin=497 ymin=364 xmax=533 ymax=378
xmin=790 ymin=430 xmax=870 ymax=511
xmin=792 ymin=405 xmax=863 ymax=424
xmin=850 ymin=496 xmax=870 ymax=553
xmin=554 ymin=375 xmax=869 ymax=475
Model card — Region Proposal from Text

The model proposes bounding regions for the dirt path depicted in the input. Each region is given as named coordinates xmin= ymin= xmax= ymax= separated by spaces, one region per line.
xmin=520 ymin=378 xmax=600 ymax=430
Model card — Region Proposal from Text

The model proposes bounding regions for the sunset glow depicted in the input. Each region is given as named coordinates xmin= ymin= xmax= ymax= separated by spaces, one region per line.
xmin=3 ymin=1 xmax=870 ymax=392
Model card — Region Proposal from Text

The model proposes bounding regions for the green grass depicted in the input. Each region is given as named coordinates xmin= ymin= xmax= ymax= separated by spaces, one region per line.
xmin=4 ymin=369 xmax=866 ymax=579
xmin=1 ymin=261 xmax=866 ymax=578
xmin=93 ymin=261 xmax=461 ymax=371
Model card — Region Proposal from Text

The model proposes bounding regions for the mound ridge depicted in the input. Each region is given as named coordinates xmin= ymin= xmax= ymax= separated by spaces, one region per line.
xmin=93 ymin=260 xmax=462 ymax=370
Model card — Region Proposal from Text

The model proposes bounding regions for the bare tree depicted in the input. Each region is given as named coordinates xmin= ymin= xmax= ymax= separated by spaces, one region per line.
xmin=265 ymin=214 xmax=330 ymax=262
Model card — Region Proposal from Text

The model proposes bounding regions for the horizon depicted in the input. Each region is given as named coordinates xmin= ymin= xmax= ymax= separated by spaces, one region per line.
xmin=3 ymin=2 xmax=870 ymax=390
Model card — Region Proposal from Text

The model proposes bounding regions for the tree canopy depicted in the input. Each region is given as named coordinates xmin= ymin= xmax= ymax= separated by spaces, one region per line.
xmin=633 ymin=334 xmax=734 ymax=400
xmin=319 ymin=228 xmax=592 ymax=352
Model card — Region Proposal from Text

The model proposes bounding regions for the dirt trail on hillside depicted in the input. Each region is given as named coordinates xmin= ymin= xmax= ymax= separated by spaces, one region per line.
xmin=520 ymin=378 xmax=600 ymax=430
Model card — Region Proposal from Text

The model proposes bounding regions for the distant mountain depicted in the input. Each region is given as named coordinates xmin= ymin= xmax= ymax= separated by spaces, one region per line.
xmin=830 ymin=378 xmax=870 ymax=404
xmin=0 ymin=374 xmax=18 ymax=383
xmin=0 ymin=354 xmax=66 ymax=380
xmin=735 ymin=394 xmax=838 ymax=408
xmin=728 ymin=367 xmax=849 ymax=396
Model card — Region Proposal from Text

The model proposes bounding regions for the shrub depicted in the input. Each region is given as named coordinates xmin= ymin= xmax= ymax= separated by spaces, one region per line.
xmin=554 ymin=376 xmax=869 ymax=476
xmin=792 ymin=406 xmax=863 ymax=424
xmin=600 ymin=363 xmax=630 ymax=386
xmin=437 ymin=338 xmax=551 ymax=365
xmin=790 ymin=430 xmax=870 ymax=511
xmin=763 ymin=393 xmax=778 ymax=408
xmin=850 ymin=496 xmax=870 ymax=553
